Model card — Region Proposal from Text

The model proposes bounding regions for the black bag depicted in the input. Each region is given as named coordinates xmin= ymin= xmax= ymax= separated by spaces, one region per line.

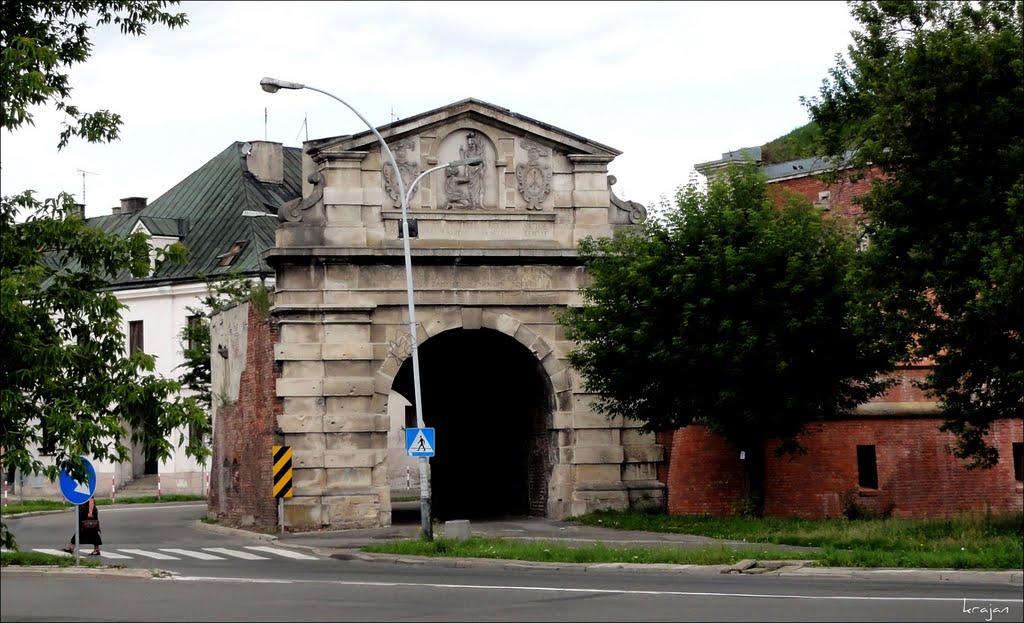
xmin=81 ymin=519 xmax=99 ymax=530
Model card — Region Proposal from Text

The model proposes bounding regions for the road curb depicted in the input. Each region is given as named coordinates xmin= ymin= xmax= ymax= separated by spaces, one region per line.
xmin=317 ymin=547 xmax=1023 ymax=584
xmin=0 ymin=565 xmax=170 ymax=579
xmin=191 ymin=519 xmax=279 ymax=542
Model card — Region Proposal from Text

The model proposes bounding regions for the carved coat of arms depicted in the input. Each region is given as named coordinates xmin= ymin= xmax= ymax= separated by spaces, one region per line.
xmin=516 ymin=139 xmax=552 ymax=211
xmin=383 ymin=138 xmax=420 ymax=207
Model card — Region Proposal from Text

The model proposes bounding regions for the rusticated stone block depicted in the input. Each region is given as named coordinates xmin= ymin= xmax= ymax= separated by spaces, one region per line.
xmin=276 ymin=378 xmax=323 ymax=397
xmin=323 ymin=377 xmax=374 ymax=396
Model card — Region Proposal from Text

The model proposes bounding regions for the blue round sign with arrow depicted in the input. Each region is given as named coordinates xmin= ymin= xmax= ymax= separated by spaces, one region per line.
xmin=59 ymin=456 xmax=97 ymax=505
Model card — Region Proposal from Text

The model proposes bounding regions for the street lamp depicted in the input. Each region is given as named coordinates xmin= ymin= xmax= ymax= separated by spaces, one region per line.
xmin=261 ymin=77 xmax=480 ymax=540
xmin=240 ymin=209 xmax=277 ymax=285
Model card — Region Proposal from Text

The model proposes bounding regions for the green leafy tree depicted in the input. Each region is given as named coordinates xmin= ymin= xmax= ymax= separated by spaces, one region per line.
xmin=1 ymin=0 xmax=187 ymax=149
xmin=557 ymin=164 xmax=893 ymax=516
xmin=805 ymin=0 xmax=1024 ymax=467
xmin=1 ymin=1 xmax=196 ymax=550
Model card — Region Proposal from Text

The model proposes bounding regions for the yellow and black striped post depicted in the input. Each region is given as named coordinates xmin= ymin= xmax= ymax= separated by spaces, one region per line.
xmin=273 ymin=445 xmax=293 ymax=533
xmin=272 ymin=445 xmax=293 ymax=499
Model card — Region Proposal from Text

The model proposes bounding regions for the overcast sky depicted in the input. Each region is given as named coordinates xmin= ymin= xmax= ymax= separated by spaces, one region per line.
xmin=0 ymin=1 xmax=859 ymax=219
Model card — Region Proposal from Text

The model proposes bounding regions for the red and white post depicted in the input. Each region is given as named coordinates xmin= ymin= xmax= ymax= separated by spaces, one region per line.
xmin=157 ymin=474 xmax=161 ymax=500
xmin=111 ymin=475 xmax=116 ymax=504
xmin=406 ymin=466 xmax=411 ymax=489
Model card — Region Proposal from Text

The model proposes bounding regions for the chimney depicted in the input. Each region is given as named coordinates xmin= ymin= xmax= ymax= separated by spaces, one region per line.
xmin=114 ymin=197 xmax=147 ymax=215
xmin=65 ymin=202 xmax=86 ymax=220
xmin=245 ymin=141 xmax=284 ymax=184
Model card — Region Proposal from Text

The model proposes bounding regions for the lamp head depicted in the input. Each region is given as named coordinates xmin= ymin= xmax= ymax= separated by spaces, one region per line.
xmin=260 ymin=77 xmax=304 ymax=93
xmin=449 ymin=157 xmax=483 ymax=167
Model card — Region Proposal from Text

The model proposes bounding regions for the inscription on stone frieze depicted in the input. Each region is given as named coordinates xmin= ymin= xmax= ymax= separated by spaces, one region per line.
xmin=428 ymin=220 xmax=553 ymax=239
xmin=359 ymin=265 xmax=556 ymax=290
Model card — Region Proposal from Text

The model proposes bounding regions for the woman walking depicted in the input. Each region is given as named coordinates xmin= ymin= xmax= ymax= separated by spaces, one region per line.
xmin=63 ymin=497 xmax=102 ymax=555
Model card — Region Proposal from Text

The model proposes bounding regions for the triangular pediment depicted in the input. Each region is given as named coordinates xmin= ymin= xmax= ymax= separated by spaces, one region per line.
xmin=309 ymin=98 xmax=620 ymax=159
xmin=276 ymin=97 xmax=645 ymax=254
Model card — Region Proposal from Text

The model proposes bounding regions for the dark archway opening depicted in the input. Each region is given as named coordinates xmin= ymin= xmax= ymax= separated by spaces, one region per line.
xmin=393 ymin=327 xmax=553 ymax=521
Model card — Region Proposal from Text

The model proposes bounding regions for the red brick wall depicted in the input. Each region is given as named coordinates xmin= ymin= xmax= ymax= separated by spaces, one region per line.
xmin=208 ymin=304 xmax=283 ymax=527
xmin=877 ymin=366 xmax=934 ymax=402
xmin=666 ymin=426 xmax=745 ymax=516
xmin=665 ymin=418 xmax=1023 ymax=518
xmin=768 ymin=166 xmax=883 ymax=226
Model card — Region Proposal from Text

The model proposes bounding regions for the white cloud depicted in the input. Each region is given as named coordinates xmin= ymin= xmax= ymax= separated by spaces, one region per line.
xmin=0 ymin=0 xmax=858 ymax=217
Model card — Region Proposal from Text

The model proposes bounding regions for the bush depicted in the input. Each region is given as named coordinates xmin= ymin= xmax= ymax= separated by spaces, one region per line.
xmin=840 ymin=490 xmax=895 ymax=520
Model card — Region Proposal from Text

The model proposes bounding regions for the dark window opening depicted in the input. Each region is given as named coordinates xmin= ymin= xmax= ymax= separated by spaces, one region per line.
xmin=857 ymin=444 xmax=878 ymax=489
xmin=1013 ymin=442 xmax=1023 ymax=483
xmin=186 ymin=314 xmax=200 ymax=353
xmin=129 ymin=320 xmax=144 ymax=355
xmin=39 ymin=419 xmax=56 ymax=455
xmin=189 ymin=421 xmax=204 ymax=446
xmin=404 ymin=405 xmax=417 ymax=430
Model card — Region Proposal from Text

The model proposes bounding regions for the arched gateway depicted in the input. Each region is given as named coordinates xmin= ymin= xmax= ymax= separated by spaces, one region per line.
xmin=266 ymin=99 xmax=663 ymax=529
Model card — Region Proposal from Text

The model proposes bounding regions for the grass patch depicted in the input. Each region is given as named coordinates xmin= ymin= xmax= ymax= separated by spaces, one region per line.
xmin=0 ymin=550 xmax=105 ymax=568
xmin=364 ymin=510 xmax=1022 ymax=570
xmin=0 ymin=495 xmax=206 ymax=515
xmin=363 ymin=537 xmax=813 ymax=566
xmin=566 ymin=509 xmax=1023 ymax=570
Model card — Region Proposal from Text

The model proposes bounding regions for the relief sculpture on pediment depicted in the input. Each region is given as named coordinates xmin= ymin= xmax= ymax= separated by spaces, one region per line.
xmin=442 ymin=130 xmax=494 ymax=210
xmin=383 ymin=138 xmax=419 ymax=208
xmin=515 ymin=139 xmax=552 ymax=211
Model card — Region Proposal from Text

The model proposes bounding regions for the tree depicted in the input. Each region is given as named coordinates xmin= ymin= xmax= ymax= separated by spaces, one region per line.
xmin=557 ymin=164 xmax=893 ymax=516
xmin=1 ymin=1 xmax=198 ymax=549
xmin=805 ymin=0 xmax=1024 ymax=467
xmin=1 ymin=1 xmax=187 ymax=149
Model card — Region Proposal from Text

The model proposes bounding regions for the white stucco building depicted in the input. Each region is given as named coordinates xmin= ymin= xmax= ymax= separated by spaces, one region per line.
xmin=9 ymin=141 xmax=302 ymax=499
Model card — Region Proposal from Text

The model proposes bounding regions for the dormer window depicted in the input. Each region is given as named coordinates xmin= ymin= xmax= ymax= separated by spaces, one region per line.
xmin=216 ymin=240 xmax=249 ymax=267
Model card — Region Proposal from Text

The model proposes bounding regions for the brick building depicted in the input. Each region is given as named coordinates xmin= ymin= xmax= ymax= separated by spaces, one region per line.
xmin=663 ymin=148 xmax=1024 ymax=519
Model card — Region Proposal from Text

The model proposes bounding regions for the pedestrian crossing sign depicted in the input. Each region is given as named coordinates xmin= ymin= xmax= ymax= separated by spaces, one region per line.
xmin=406 ymin=427 xmax=435 ymax=457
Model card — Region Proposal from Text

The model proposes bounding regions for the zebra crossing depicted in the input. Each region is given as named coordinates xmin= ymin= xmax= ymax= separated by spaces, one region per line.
xmin=21 ymin=545 xmax=321 ymax=561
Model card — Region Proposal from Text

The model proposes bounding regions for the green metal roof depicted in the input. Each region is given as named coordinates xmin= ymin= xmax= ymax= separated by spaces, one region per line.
xmin=90 ymin=142 xmax=302 ymax=288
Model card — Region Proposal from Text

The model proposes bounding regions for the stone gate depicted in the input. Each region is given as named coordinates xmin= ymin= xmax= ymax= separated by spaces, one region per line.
xmin=265 ymin=98 xmax=663 ymax=529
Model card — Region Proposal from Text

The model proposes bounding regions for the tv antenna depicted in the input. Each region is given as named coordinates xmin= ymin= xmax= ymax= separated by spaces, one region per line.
xmin=77 ymin=169 xmax=99 ymax=203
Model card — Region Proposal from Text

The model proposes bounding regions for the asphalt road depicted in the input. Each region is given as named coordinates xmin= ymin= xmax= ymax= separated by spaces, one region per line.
xmin=2 ymin=503 xmax=1021 ymax=622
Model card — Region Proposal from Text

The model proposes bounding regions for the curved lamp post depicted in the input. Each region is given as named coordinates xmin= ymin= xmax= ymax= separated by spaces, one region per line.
xmin=260 ymin=77 xmax=480 ymax=540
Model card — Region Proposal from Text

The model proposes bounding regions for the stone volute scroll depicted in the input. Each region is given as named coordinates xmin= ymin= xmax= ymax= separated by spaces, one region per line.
xmin=608 ymin=175 xmax=648 ymax=224
xmin=516 ymin=139 xmax=552 ymax=210
xmin=382 ymin=138 xmax=420 ymax=208
xmin=279 ymin=171 xmax=325 ymax=223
